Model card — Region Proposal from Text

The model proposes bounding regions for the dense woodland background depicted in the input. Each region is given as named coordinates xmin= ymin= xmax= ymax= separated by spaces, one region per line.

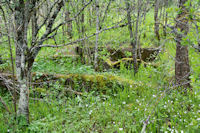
xmin=0 ymin=0 xmax=200 ymax=132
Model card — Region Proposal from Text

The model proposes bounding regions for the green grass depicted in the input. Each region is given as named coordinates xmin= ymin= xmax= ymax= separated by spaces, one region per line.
xmin=1 ymin=83 xmax=199 ymax=132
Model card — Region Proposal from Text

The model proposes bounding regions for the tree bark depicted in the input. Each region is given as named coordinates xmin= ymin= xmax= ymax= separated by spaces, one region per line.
xmin=175 ymin=0 xmax=190 ymax=89
xmin=94 ymin=0 xmax=100 ymax=71
xmin=125 ymin=0 xmax=138 ymax=75
xmin=65 ymin=1 xmax=73 ymax=39
xmin=14 ymin=0 xmax=30 ymax=123
xmin=154 ymin=0 xmax=160 ymax=41
xmin=14 ymin=0 xmax=64 ymax=124
xmin=163 ymin=0 xmax=168 ymax=37
xmin=194 ymin=22 xmax=200 ymax=52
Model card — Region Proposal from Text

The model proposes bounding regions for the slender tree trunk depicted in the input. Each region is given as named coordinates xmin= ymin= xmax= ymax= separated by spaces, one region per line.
xmin=154 ymin=0 xmax=160 ymax=41
xmin=94 ymin=0 xmax=100 ymax=71
xmin=65 ymin=1 xmax=72 ymax=39
xmin=0 ymin=6 xmax=17 ymax=117
xmin=134 ymin=0 xmax=142 ymax=69
xmin=194 ymin=22 xmax=200 ymax=52
xmin=125 ymin=0 xmax=138 ymax=75
xmin=163 ymin=0 xmax=168 ymax=37
xmin=81 ymin=0 xmax=85 ymax=35
xmin=0 ymin=15 xmax=2 ymax=37
xmin=88 ymin=6 xmax=93 ymax=26
xmin=81 ymin=0 xmax=88 ymax=64
xmin=175 ymin=0 xmax=190 ymax=89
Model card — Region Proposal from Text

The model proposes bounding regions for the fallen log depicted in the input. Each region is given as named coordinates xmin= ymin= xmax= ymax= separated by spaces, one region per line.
xmin=76 ymin=45 xmax=161 ymax=70
xmin=33 ymin=72 xmax=141 ymax=89
xmin=30 ymin=72 xmax=152 ymax=98
xmin=1 ymin=72 xmax=151 ymax=97
xmin=108 ymin=46 xmax=161 ymax=62
xmin=104 ymin=58 xmax=159 ymax=69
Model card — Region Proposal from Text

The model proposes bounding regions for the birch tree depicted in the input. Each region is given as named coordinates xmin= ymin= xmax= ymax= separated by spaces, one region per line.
xmin=1 ymin=0 xmax=93 ymax=124
xmin=14 ymin=0 xmax=65 ymax=123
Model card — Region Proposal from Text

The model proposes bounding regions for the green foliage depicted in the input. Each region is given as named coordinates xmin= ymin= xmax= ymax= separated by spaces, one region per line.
xmin=0 ymin=1 xmax=200 ymax=133
xmin=1 ymin=82 xmax=199 ymax=132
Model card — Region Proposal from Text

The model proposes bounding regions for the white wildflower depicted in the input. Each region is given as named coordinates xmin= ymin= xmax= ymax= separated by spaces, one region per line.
xmin=184 ymin=111 xmax=187 ymax=114
xmin=189 ymin=122 xmax=193 ymax=126
xmin=89 ymin=110 xmax=92 ymax=115
xmin=119 ymin=128 xmax=123 ymax=131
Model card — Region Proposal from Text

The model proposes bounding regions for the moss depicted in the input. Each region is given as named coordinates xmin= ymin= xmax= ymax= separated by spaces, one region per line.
xmin=36 ymin=73 xmax=140 ymax=89
xmin=104 ymin=58 xmax=134 ymax=69
xmin=31 ymin=72 xmax=151 ymax=95
xmin=65 ymin=73 xmax=139 ymax=89
xmin=35 ymin=87 xmax=47 ymax=93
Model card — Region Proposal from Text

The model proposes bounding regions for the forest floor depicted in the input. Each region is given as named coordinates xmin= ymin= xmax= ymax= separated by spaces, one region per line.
xmin=0 ymin=42 xmax=199 ymax=132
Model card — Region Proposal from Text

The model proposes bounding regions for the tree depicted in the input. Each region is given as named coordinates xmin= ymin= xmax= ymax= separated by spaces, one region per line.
xmin=175 ymin=0 xmax=190 ymax=89
xmin=64 ymin=1 xmax=73 ymax=39
xmin=154 ymin=0 xmax=160 ymax=41
xmin=14 ymin=0 xmax=64 ymax=123
xmin=163 ymin=0 xmax=168 ymax=37
xmin=1 ymin=0 xmax=93 ymax=124
xmin=125 ymin=0 xmax=138 ymax=75
xmin=94 ymin=0 xmax=100 ymax=71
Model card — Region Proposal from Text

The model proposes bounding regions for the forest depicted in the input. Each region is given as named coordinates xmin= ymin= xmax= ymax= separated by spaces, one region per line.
xmin=0 ymin=0 xmax=200 ymax=132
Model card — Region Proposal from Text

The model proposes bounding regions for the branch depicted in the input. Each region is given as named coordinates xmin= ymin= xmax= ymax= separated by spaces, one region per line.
xmin=44 ymin=0 xmax=93 ymax=37
xmin=167 ymin=24 xmax=200 ymax=51
xmin=35 ymin=21 xmax=129 ymax=48
xmin=0 ymin=96 xmax=11 ymax=114
xmin=35 ymin=0 xmax=60 ymax=37
xmin=101 ymin=0 xmax=112 ymax=27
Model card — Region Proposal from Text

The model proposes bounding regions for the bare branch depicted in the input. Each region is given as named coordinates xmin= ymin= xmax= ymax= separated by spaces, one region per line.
xmin=0 ymin=96 xmax=11 ymax=114
xmin=35 ymin=21 xmax=129 ymax=48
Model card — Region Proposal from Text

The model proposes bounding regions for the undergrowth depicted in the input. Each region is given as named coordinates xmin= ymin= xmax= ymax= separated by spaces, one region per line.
xmin=0 ymin=4 xmax=200 ymax=133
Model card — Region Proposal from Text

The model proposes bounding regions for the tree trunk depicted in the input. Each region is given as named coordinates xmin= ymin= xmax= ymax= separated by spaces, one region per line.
xmin=194 ymin=22 xmax=200 ymax=52
xmin=14 ymin=0 xmax=33 ymax=123
xmin=163 ymin=0 xmax=168 ymax=37
xmin=14 ymin=0 xmax=37 ymax=124
xmin=125 ymin=0 xmax=138 ymax=75
xmin=13 ymin=0 xmax=64 ymax=124
xmin=175 ymin=0 xmax=190 ymax=89
xmin=154 ymin=0 xmax=160 ymax=41
xmin=94 ymin=0 xmax=100 ymax=71
xmin=65 ymin=1 xmax=73 ymax=39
